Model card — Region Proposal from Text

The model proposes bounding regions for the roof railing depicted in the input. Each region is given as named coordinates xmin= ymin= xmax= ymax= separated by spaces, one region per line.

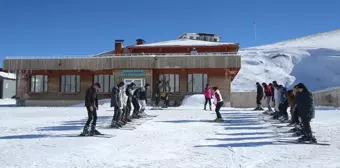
xmin=4 ymin=52 xmax=239 ymax=60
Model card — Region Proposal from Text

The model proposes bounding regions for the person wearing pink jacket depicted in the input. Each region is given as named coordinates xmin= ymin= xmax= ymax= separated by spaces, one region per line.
xmin=203 ymin=84 xmax=213 ymax=111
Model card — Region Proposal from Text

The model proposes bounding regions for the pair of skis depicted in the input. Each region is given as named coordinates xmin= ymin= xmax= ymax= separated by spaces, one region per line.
xmin=277 ymin=139 xmax=330 ymax=146
xmin=76 ymin=133 xmax=114 ymax=138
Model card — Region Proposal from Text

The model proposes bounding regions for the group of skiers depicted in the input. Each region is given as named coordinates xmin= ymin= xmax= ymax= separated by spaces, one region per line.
xmin=81 ymin=81 xmax=151 ymax=136
xmin=256 ymin=81 xmax=317 ymax=143
xmin=110 ymin=81 xmax=151 ymax=128
xmin=203 ymin=84 xmax=224 ymax=122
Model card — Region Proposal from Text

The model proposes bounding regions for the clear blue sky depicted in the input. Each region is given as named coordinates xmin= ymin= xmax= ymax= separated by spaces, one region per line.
xmin=1 ymin=0 xmax=340 ymax=67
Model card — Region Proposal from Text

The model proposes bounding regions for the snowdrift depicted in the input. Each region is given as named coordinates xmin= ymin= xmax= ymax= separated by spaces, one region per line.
xmin=0 ymin=72 xmax=16 ymax=80
xmin=180 ymin=94 xmax=216 ymax=108
xmin=181 ymin=94 xmax=205 ymax=107
xmin=232 ymin=29 xmax=340 ymax=92
xmin=0 ymin=98 xmax=16 ymax=105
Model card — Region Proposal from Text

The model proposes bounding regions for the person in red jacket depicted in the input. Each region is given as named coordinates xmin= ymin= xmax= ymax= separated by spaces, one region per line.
xmin=262 ymin=82 xmax=273 ymax=113
xmin=212 ymin=87 xmax=223 ymax=122
xmin=203 ymin=84 xmax=213 ymax=111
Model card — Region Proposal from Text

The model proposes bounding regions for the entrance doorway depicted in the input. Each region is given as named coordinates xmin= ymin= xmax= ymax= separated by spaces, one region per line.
xmin=123 ymin=78 xmax=144 ymax=90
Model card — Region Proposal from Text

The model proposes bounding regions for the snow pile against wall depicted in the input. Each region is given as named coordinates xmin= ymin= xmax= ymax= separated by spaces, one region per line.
xmin=180 ymin=94 xmax=206 ymax=108
xmin=0 ymin=98 xmax=16 ymax=105
xmin=0 ymin=72 xmax=16 ymax=80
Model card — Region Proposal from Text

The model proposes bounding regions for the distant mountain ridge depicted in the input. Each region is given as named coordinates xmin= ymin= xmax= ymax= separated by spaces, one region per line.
xmin=232 ymin=29 xmax=340 ymax=92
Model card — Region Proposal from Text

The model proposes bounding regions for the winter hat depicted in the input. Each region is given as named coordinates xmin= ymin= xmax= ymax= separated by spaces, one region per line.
xmin=145 ymin=83 xmax=150 ymax=87
xmin=295 ymin=83 xmax=307 ymax=89
xmin=94 ymin=82 xmax=101 ymax=88
xmin=130 ymin=82 xmax=136 ymax=86
xmin=256 ymin=82 xmax=260 ymax=85
xmin=118 ymin=81 xmax=125 ymax=87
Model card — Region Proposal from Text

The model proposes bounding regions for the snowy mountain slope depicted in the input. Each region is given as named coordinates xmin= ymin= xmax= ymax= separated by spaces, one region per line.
xmin=232 ymin=29 xmax=340 ymax=92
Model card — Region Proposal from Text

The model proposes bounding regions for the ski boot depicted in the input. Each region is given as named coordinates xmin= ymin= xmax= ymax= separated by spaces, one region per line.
xmin=214 ymin=118 xmax=224 ymax=122
xmin=116 ymin=121 xmax=123 ymax=127
xmin=110 ymin=121 xmax=120 ymax=129
xmin=131 ymin=113 xmax=141 ymax=119
xmin=89 ymin=125 xmax=101 ymax=136
xmin=287 ymin=122 xmax=295 ymax=127
xmin=298 ymin=134 xmax=317 ymax=143
xmin=288 ymin=127 xmax=298 ymax=133
xmin=292 ymin=130 xmax=302 ymax=137
xmin=80 ymin=125 xmax=89 ymax=136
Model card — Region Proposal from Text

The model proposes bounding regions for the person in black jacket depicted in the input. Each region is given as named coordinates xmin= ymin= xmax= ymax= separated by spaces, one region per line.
xmin=110 ymin=81 xmax=125 ymax=128
xmin=255 ymin=82 xmax=264 ymax=110
xmin=294 ymin=83 xmax=317 ymax=143
xmin=137 ymin=83 xmax=150 ymax=116
xmin=81 ymin=82 xmax=101 ymax=136
xmin=125 ymin=82 xmax=136 ymax=121
xmin=131 ymin=84 xmax=141 ymax=119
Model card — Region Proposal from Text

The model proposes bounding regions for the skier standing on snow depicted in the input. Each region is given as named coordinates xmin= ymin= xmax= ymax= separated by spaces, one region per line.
xmin=285 ymin=89 xmax=297 ymax=126
xmin=276 ymin=85 xmax=289 ymax=121
xmin=126 ymin=83 xmax=136 ymax=119
xmin=212 ymin=87 xmax=223 ymax=122
xmin=203 ymin=84 xmax=213 ymax=111
xmin=110 ymin=81 xmax=125 ymax=128
xmin=294 ymin=83 xmax=317 ymax=143
xmin=129 ymin=83 xmax=141 ymax=119
xmin=255 ymin=82 xmax=264 ymax=110
xmin=272 ymin=81 xmax=281 ymax=113
xmin=262 ymin=82 xmax=273 ymax=113
xmin=137 ymin=83 xmax=150 ymax=116
xmin=154 ymin=80 xmax=162 ymax=108
xmin=269 ymin=83 xmax=275 ymax=107
xmin=81 ymin=82 xmax=101 ymax=136
xmin=120 ymin=86 xmax=130 ymax=122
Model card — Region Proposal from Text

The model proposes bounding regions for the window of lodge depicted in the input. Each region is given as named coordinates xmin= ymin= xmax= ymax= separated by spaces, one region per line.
xmin=188 ymin=73 xmax=208 ymax=93
xmin=159 ymin=74 xmax=180 ymax=93
xmin=31 ymin=75 xmax=48 ymax=92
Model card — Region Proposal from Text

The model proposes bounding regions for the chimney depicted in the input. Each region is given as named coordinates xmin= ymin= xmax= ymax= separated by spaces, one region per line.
xmin=114 ymin=40 xmax=124 ymax=55
xmin=136 ymin=38 xmax=145 ymax=45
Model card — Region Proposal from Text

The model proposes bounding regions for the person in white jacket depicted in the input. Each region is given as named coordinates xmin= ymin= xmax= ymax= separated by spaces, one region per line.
xmin=273 ymin=81 xmax=281 ymax=112
xmin=120 ymin=86 xmax=130 ymax=123
xmin=110 ymin=82 xmax=125 ymax=128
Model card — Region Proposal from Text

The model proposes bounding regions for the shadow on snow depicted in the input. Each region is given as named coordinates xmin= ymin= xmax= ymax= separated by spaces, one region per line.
xmin=193 ymin=109 xmax=279 ymax=148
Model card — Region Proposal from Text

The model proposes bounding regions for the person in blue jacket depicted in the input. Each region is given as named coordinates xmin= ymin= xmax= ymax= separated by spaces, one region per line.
xmin=275 ymin=85 xmax=289 ymax=121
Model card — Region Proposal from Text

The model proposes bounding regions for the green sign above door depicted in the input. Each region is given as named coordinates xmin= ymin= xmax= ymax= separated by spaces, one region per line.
xmin=120 ymin=70 xmax=145 ymax=77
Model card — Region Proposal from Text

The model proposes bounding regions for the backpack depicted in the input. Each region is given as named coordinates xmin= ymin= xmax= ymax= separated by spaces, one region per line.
xmin=267 ymin=85 xmax=273 ymax=96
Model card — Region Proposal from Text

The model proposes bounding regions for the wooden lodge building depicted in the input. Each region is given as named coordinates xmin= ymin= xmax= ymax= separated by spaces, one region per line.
xmin=2 ymin=33 xmax=241 ymax=106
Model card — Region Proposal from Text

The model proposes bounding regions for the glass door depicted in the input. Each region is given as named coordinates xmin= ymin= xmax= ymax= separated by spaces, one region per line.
xmin=123 ymin=78 xmax=144 ymax=91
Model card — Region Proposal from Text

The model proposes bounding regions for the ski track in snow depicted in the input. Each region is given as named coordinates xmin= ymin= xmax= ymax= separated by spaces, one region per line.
xmin=1 ymin=103 xmax=340 ymax=168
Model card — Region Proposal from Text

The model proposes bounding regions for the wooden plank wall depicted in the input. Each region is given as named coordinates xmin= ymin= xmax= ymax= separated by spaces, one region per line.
xmin=3 ymin=55 xmax=241 ymax=71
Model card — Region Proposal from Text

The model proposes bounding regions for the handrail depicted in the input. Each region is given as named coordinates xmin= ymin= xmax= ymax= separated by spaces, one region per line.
xmin=4 ymin=52 xmax=239 ymax=60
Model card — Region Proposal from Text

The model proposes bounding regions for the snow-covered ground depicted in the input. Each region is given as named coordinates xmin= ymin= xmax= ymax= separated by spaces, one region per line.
xmin=232 ymin=29 xmax=340 ymax=92
xmin=1 ymin=96 xmax=340 ymax=168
